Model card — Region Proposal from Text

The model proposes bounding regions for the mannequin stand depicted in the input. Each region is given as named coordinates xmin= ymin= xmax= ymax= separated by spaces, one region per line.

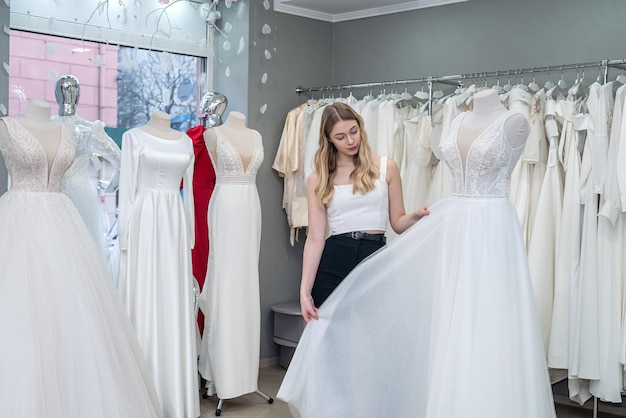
xmin=202 ymin=388 xmax=273 ymax=416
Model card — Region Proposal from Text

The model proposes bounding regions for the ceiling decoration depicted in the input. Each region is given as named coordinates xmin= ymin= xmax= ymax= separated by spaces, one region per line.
xmin=273 ymin=0 xmax=469 ymax=22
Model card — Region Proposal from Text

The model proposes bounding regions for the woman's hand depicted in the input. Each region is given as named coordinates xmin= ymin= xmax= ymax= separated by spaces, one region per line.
xmin=300 ymin=293 xmax=319 ymax=323
xmin=414 ymin=205 xmax=431 ymax=220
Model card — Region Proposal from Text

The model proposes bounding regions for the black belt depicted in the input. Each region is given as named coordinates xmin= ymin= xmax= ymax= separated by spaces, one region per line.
xmin=335 ymin=231 xmax=386 ymax=243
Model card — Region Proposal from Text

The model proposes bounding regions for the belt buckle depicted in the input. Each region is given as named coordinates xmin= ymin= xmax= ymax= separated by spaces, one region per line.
xmin=351 ymin=231 xmax=363 ymax=240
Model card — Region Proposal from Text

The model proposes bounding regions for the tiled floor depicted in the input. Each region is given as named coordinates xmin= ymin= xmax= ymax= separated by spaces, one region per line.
xmin=198 ymin=365 xmax=626 ymax=417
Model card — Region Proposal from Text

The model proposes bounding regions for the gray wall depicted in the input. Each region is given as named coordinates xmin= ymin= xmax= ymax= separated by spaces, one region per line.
xmin=214 ymin=3 xmax=333 ymax=360
xmin=0 ymin=0 xmax=8 ymax=194
xmin=246 ymin=5 xmax=333 ymax=360
xmin=330 ymin=0 xmax=626 ymax=86
xmin=218 ymin=0 xmax=626 ymax=362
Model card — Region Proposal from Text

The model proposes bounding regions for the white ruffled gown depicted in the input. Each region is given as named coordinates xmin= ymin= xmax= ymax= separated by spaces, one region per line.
xmin=277 ymin=111 xmax=556 ymax=418
xmin=0 ymin=117 xmax=162 ymax=418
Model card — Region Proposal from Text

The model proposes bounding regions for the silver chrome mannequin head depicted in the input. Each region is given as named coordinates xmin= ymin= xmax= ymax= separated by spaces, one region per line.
xmin=199 ymin=92 xmax=227 ymax=127
xmin=55 ymin=74 xmax=80 ymax=116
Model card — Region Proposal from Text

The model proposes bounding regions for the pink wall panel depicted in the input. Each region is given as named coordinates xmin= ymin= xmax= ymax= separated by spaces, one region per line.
xmin=9 ymin=31 xmax=119 ymax=127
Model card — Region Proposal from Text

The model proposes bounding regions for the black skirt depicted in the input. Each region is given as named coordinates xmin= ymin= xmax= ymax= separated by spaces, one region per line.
xmin=311 ymin=233 xmax=386 ymax=307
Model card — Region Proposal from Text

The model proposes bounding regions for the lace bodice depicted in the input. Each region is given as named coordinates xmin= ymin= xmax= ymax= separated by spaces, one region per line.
xmin=440 ymin=111 xmax=523 ymax=197
xmin=212 ymin=128 xmax=264 ymax=184
xmin=0 ymin=117 xmax=74 ymax=193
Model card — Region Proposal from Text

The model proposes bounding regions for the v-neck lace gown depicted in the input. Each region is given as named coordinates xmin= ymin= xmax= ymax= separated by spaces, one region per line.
xmin=277 ymin=111 xmax=556 ymax=418
xmin=0 ymin=117 xmax=162 ymax=418
xmin=198 ymin=127 xmax=264 ymax=400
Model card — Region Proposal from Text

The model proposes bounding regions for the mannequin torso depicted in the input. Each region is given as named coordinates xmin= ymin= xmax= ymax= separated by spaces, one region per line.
xmin=10 ymin=99 xmax=63 ymax=175
xmin=457 ymin=89 xmax=529 ymax=168
xmin=139 ymin=111 xmax=183 ymax=140
xmin=204 ymin=111 xmax=258 ymax=170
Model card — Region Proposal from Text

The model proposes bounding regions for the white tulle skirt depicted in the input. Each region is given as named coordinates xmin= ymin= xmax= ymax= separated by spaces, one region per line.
xmin=277 ymin=195 xmax=556 ymax=418
xmin=0 ymin=191 xmax=162 ymax=418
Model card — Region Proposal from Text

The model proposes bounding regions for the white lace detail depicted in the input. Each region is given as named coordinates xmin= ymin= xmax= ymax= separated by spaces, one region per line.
xmin=0 ymin=117 xmax=74 ymax=193
xmin=440 ymin=111 xmax=523 ymax=197
xmin=213 ymin=128 xmax=264 ymax=184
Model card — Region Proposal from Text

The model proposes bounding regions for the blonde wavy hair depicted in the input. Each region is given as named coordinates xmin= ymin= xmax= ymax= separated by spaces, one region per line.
xmin=313 ymin=102 xmax=378 ymax=206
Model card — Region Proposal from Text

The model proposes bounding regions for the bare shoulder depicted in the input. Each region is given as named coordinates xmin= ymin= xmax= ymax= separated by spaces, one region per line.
xmin=385 ymin=156 xmax=399 ymax=171
xmin=385 ymin=156 xmax=400 ymax=179
xmin=307 ymin=171 xmax=320 ymax=187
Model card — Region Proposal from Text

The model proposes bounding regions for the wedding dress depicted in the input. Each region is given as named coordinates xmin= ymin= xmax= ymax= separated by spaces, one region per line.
xmin=0 ymin=117 xmax=161 ymax=418
xmin=277 ymin=111 xmax=556 ymax=418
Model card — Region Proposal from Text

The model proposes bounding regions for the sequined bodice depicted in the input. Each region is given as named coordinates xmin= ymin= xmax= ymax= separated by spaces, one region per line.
xmin=0 ymin=117 xmax=74 ymax=193
xmin=440 ymin=111 xmax=523 ymax=197
xmin=213 ymin=128 xmax=264 ymax=184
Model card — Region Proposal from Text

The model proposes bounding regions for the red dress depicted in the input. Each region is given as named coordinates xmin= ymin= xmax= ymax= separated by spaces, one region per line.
xmin=186 ymin=125 xmax=216 ymax=333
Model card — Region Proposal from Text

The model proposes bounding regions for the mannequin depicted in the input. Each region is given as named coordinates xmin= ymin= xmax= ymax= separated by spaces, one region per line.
xmin=199 ymin=92 xmax=228 ymax=128
xmin=12 ymin=99 xmax=62 ymax=174
xmin=54 ymin=75 xmax=121 ymax=271
xmin=198 ymin=109 xmax=266 ymax=407
xmin=457 ymin=89 xmax=529 ymax=166
xmin=186 ymin=92 xmax=226 ymax=335
xmin=204 ymin=111 xmax=257 ymax=170
xmin=139 ymin=110 xmax=182 ymax=140
xmin=117 ymin=111 xmax=199 ymax=417
xmin=0 ymin=99 xmax=163 ymax=418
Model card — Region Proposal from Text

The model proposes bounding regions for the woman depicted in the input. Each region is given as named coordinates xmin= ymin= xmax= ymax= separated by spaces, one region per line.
xmin=301 ymin=102 xmax=430 ymax=322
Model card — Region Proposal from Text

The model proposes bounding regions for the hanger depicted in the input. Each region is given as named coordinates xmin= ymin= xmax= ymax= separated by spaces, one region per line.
xmin=544 ymin=66 xmax=555 ymax=89
xmin=615 ymin=60 xmax=626 ymax=84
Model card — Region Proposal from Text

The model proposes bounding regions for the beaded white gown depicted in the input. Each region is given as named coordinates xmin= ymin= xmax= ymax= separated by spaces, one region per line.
xmin=0 ymin=117 xmax=162 ymax=418
xmin=277 ymin=111 xmax=556 ymax=418
xmin=198 ymin=127 xmax=264 ymax=400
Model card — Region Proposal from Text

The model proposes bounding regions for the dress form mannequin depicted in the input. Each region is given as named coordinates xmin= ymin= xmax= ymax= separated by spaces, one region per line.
xmin=187 ymin=92 xmax=226 ymax=335
xmin=198 ymin=108 xmax=266 ymax=409
xmin=56 ymin=74 xmax=79 ymax=117
xmin=457 ymin=89 xmax=529 ymax=167
xmin=54 ymin=74 xmax=121 ymax=191
xmin=199 ymin=92 xmax=228 ymax=128
xmin=204 ymin=111 xmax=257 ymax=169
xmin=140 ymin=110 xmax=183 ymax=140
xmin=12 ymin=99 xmax=62 ymax=176
xmin=54 ymin=74 xmax=121 ymax=271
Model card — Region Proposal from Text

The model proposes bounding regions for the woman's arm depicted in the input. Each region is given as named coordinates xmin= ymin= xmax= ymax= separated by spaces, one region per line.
xmin=300 ymin=173 xmax=327 ymax=322
xmin=386 ymin=158 xmax=430 ymax=234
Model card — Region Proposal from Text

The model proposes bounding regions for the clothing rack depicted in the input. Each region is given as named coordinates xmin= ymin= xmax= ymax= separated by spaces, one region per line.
xmin=295 ymin=58 xmax=626 ymax=94
xmin=295 ymin=58 xmax=626 ymax=115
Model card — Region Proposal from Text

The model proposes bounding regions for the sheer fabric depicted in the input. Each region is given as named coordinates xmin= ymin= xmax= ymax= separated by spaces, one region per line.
xmin=0 ymin=117 xmax=162 ymax=418
xmin=277 ymin=111 xmax=556 ymax=418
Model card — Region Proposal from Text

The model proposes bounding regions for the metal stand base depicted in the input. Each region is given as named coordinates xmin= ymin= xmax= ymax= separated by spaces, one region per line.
xmin=203 ymin=390 xmax=273 ymax=416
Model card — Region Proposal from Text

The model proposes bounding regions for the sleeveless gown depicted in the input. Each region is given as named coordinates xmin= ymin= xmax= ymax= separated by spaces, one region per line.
xmin=198 ymin=127 xmax=264 ymax=399
xmin=0 ymin=117 xmax=162 ymax=418
xmin=277 ymin=111 xmax=556 ymax=418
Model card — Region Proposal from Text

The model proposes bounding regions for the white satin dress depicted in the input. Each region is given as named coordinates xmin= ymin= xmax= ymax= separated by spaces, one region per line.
xmin=117 ymin=127 xmax=199 ymax=418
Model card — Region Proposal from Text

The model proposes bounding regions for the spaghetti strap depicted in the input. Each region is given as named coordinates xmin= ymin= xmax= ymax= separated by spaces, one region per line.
xmin=379 ymin=156 xmax=388 ymax=179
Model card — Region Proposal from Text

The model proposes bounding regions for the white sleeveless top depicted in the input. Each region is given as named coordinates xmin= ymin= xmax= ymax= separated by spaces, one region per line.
xmin=327 ymin=156 xmax=389 ymax=235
